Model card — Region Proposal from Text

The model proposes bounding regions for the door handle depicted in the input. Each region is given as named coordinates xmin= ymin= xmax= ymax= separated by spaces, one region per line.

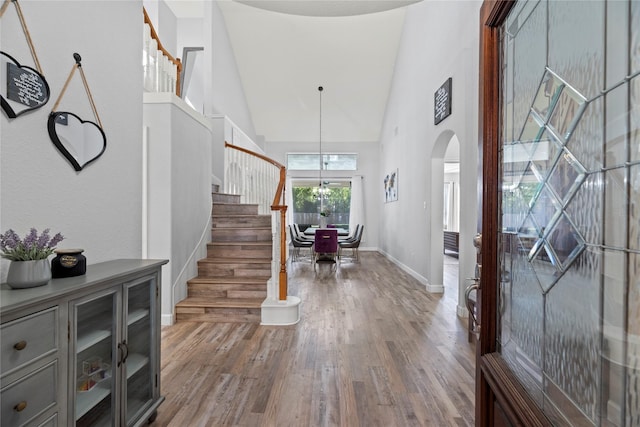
xmin=117 ymin=341 xmax=130 ymax=367
xmin=122 ymin=340 xmax=129 ymax=364
xmin=465 ymin=278 xmax=480 ymax=335
xmin=117 ymin=342 xmax=123 ymax=367
xmin=473 ymin=233 xmax=482 ymax=253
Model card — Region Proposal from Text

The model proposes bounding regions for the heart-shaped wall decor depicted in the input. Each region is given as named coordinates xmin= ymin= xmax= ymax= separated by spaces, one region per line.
xmin=48 ymin=112 xmax=107 ymax=171
xmin=1 ymin=51 xmax=50 ymax=119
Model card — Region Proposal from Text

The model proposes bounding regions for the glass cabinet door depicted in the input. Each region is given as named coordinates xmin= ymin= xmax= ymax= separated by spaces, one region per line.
xmin=73 ymin=290 xmax=119 ymax=427
xmin=123 ymin=277 xmax=156 ymax=425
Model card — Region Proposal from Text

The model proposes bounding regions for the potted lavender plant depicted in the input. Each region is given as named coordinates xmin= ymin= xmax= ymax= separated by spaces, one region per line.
xmin=1 ymin=228 xmax=64 ymax=288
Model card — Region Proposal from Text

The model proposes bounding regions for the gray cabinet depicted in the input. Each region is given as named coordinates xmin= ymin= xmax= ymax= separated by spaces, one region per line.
xmin=0 ymin=307 xmax=59 ymax=427
xmin=0 ymin=259 xmax=167 ymax=427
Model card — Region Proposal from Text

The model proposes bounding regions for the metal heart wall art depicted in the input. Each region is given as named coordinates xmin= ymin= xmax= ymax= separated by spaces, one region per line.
xmin=0 ymin=51 xmax=50 ymax=118
xmin=47 ymin=112 xmax=106 ymax=171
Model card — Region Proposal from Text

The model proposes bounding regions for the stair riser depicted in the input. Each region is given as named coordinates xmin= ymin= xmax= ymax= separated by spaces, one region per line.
xmin=212 ymin=204 xmax=259 ymax=215
xmin=211 ymin=228 xmax=272 ymax=242
xmin=187 ymin=283 xmax=267 ymax=298
xmin=176 ymin=307 xmax=261 ymax=323
xmin=207 ymin=245 xmax=272 ymax=259
xmin=197 ymin=263 xmax=271 ymax=278
xmin=188 ymin=288 xmax=267 ymax=299
xmin=213 ymin=216 xmax=271 ymax=228
xmin=212 ymin=193 xmax=240 ymax=204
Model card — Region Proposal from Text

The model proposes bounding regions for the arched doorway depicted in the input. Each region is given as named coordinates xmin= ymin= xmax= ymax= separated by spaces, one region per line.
xmin=429 ymin=131 xmax=466 ymax=316
xmin=443 ymin=138 xmax=460 ymax=305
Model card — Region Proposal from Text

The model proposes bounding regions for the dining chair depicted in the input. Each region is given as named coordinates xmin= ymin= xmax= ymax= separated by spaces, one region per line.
xmin=293 ymin=223 xmax=314 ymax=241
xmin=313 ymin=228 xmax=339 ymax=271
xmin=341 ymin=224 xmax=361 ymax=243
xmin=339 ymin=225 xmax=364 ymax=262
xmin=289 ymin=225 xmax=313 ymax=262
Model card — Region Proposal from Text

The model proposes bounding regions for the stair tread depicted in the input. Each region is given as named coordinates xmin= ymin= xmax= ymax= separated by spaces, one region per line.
xmin=212 ymin=201 xmax=258 ymax=206
xmin=208 ymin=241 xmax=272 ymax=246
xmin=211 ymin=225 xmax=271 ymax=229
xmin=176 ymin=297 xmax=264 ymax=308
xmin=198 ymin=257 xmax=271 ymax=263
xmin=211 ymin=213 xmax=271 ymax=218
xmin=188 ymin=277 xmax=268 ymax=284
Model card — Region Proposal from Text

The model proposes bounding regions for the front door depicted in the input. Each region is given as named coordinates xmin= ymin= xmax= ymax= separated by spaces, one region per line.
xmin=476 ymin=1 xmax=640 ymax=425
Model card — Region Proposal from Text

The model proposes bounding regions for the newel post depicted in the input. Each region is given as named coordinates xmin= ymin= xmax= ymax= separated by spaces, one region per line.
xmin=279 ymin=206 xmax=288 ymax=301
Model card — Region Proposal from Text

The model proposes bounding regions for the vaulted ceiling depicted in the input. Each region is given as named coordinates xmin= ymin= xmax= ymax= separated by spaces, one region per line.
xmin=165 ymin=0 xmax=421 ymax=143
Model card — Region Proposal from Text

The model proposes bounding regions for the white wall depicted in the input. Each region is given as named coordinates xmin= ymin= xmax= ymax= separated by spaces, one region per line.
xmin=1 ymin=1 xmax=145 ymax=280
xmin=379 ymin=1 xmax=480 ymax=307
xmin=205 ymin=1 xmax=259 ymax=149
xmin=265 ymin=140 xmax=379 ymax=250
xmin=143 ymin=94 xmax=212 ymax=324
xmin=158 ymin=1 xmax=178 ymax=54
xmin=177 ymin=18 xmax=205 ymax=113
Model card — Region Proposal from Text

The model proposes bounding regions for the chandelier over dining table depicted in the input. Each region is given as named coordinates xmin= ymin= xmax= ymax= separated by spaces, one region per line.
xmin=318 ymin=85 xmax=325 ymax=216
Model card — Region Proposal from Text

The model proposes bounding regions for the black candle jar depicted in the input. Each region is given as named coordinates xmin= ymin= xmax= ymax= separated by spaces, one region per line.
xmin=51 ymin=249 xmax=86 ymax=278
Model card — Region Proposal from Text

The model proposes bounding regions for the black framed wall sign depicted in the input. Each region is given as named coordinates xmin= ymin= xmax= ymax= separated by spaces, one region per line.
xmin=1 ymin=52 xmax=50 ymax=118
xmin=434 ymin=77 xmax=452 ymax=125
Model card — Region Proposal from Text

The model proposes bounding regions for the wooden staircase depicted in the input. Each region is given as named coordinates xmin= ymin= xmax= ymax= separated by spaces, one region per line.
xmin=175 ymin=192 xmax=272 ymax=323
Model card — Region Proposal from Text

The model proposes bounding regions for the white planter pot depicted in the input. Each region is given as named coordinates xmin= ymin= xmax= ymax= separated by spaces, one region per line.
xmin=6 ymin=259 xmax=52 ymax=289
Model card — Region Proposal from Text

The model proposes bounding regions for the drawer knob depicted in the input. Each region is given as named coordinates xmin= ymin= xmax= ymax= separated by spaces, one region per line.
xmin=14 ymin=341 xmax=27 ymax=351
xmin=14 ymin=401 xmax=27 ymax=412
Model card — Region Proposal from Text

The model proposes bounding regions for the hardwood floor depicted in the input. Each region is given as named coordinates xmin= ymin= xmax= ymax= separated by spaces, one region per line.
xmin=443 ymin=254 xmax=460 ymax=304
xmin=154 ymin=252 xmax=475 ymax=426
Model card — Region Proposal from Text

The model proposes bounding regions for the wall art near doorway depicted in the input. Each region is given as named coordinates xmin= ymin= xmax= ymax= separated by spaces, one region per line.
xmin=384 ymin=168 xmax=398 ymax=203
xmin=434 ymin=77 xmax=452 ymax=125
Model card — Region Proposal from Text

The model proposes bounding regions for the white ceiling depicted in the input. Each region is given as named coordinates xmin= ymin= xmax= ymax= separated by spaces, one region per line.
xmin=165 ymin=0 xmax=419 ymax=144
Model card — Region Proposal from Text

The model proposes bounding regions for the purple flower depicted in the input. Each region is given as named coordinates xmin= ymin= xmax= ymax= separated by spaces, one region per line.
xmin=49 ymin=232 xmax=64 ymax=248
xmin=37 ymin=228 xmax=51 ymax=249
xmin=0 ymin=229 xmax=19 ymax=250
xmin=23 ymin=228 xmax=38 ymax=249
xmin=0 ymin=228 xmax=65 ymax=261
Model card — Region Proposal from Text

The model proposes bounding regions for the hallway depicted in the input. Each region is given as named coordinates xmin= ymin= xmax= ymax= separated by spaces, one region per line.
xmin=155 ymin=252 xmax=475 ymax=426
xmin=443 ymin=254 xmax=460 ymax=306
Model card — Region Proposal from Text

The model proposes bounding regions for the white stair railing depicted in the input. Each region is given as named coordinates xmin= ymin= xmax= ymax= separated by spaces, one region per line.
xmin=143 ymin=8 xmax=182 ymax=97
xmin=224 ymin=142 xmax=289 ymax=301
xmin=224 ymin=146 xmax=280 ymax=214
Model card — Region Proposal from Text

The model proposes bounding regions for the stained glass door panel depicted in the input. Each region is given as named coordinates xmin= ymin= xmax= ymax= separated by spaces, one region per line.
xmin=499 ymin=0 xmax=639 ymax=425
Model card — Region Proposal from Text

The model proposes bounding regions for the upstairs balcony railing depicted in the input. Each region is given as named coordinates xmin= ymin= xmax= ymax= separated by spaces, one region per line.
xmin=224 ymin=142 xmax=289 ymax=301
xmin=143 ymin=7 xmax=182 ymax=96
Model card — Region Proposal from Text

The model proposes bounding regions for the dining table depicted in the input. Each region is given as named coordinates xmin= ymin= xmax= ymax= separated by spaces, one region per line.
xmin=303 ymin=227 xmax=350 ymax=239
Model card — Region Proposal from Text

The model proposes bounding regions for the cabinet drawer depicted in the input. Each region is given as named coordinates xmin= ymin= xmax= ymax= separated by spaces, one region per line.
xmin=0 ymin=307 xmax=58 ymax=376
xmin=1 ymin=361 xmax=57 ymax=427
xmin=37 ymin=413 xmax=57 ymax=427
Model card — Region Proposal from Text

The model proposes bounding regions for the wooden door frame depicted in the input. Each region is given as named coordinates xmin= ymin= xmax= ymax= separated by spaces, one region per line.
xmin=476 ymin=1 xmax=551 ymax=425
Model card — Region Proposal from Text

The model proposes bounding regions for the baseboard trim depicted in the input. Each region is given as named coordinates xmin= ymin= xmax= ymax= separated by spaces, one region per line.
xmin=426 ymin=283 xmax=445 ymax=293
xmin=377 ymin=249 xmax=446 ymax=294
xmin=161 ymin=314 xmax=174 ymax=326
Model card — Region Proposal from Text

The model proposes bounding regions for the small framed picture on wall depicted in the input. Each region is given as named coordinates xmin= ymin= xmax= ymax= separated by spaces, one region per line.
xmin=384 ymin=169 xmax=398 ymax=203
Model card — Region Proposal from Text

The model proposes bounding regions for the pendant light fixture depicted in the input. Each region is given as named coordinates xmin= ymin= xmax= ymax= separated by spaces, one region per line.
xmin=318 ymin=85 xmax=324 ymax=217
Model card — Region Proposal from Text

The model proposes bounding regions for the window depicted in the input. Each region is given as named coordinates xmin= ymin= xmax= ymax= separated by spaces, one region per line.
xmin=291 ymin=181 xmax=351 ymax=228
xmin=287 ymin=153 xmax=357 ymax=171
